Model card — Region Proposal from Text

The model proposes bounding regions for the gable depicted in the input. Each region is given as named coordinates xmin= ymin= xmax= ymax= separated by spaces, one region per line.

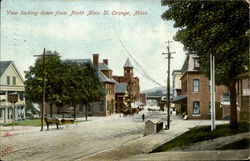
xmin=0 ymin=62 xmax=24 ymax=86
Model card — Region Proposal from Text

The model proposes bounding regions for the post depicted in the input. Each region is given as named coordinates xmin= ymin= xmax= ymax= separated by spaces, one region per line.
xmin=167 ymin=46 xmax=171 ymax=129
xmin=12 ymin=103 xmax=15 ymax=130
xmin=213 ymin=55 xmax=216 ymax=130
xmin=210 ymin=54 xmax=216 ymax=131
xmin=163 ymin=41 xmax=175 ymax=130
xmin=41 ymin=48 xmax=46 ymax=131
xmin=34 ymin=48 xmax=57 ymax=131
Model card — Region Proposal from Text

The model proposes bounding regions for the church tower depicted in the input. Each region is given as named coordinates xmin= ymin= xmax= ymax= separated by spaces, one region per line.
xmin=123 ymin=58 xmax=133 ymax=78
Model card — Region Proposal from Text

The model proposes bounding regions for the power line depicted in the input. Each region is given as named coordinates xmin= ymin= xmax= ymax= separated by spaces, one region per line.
xmin=108 ymin=19 xmax=165 ymax=88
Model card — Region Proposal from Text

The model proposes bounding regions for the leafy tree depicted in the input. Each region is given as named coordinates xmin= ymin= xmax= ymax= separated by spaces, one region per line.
xmin=25 ymin=51 xmax=62 ymax=117
xmin=162 ymin=0 xmax=249 ymax=129
xmin=61 ymin=61 xmax=104 ymax=120
xmin=25 ymin=51 xmax=104 ymax=120
xmin=82 ymin=63 xmax=105 ymax=120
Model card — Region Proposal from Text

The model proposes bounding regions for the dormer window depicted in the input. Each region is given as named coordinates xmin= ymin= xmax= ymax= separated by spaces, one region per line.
xmin=194 ymin=58 xmax=200 ymax=70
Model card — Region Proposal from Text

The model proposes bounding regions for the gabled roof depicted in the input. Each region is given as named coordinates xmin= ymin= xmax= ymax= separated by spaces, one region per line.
xmin=0 ymin=61 xmax=12 ymax=76
xmin=115 ymin=83 xmax=127 ymax=94
xmin=97 ymin=70 xmax=117 ymax=84
xmin=64 ymin=59 xmax=91 ymax=64
xmin=99 ymin=62 xmax=111 ymax=71
xmin=0 ymin=61 xmax=24 ymax=82
xmin=124 ymin=58 xmax=133 ymax=68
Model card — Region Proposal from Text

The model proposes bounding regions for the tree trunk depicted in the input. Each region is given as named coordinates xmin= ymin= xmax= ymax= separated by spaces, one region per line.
xmin=229 ymin=79 xmax=238 ymax=130
xmin=74 ymin=106 xmax=76 ymax=120
xmin=85 ymin=104 xmax=88 ymax=121
xmin=50 ymin=103 xmax=53 ymax=118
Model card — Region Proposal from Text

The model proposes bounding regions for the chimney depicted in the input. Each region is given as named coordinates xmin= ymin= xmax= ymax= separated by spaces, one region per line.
xmin=93 ymin=54 xmax=99 ymax=69
xmin=103 ymin=59 xmax=108 ymax=66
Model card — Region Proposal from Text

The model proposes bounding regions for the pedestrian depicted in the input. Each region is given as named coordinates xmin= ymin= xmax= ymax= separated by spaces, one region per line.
xmin=142 ymin=113 xmax=145 ymax=122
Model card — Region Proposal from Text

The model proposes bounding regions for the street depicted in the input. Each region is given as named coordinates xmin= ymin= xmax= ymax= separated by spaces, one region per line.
xmin=0 ymin=107 xmax=228 ymax=161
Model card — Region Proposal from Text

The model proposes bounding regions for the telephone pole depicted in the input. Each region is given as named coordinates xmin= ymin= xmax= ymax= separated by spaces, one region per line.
xmin=162 ymin=41 xmax=175 ymax=130
xmin=34 ymin=48 xmax=56 ymax=131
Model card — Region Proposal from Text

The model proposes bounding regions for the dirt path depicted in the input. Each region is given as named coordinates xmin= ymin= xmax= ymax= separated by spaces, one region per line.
xmin=0 ymin=115 xmax=144 ymax=161
xmin=0 ymin=111 xmax=230 ymax=161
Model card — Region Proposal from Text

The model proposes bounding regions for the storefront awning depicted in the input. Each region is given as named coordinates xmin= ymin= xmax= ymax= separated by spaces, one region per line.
xmin=172 ymin=95 xmax=187 ymax=103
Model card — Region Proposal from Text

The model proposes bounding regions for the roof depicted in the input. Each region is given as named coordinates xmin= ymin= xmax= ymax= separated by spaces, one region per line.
xmin=172 ymin=95 xmax=187 ymax=103
xmin=123 ymin=58 xmax=133 ymax=68
xmin=0 ymin=61 xmax=24 ymax=83
xmin=115 ymin=83 xmax=127 ymax=93
xmin=146 ymin=119 xmax=163 ymax=124
xmin=99 ymin=62 xmax=111 ymax=71
xmin=236 ymin=72 xmax=250 ymax=79
xmin=0 ymin=61 xmax=12 ymax=76
xmin=172 ymin=70 xmax=182 ymax=75
xmin=64 ymin=59 xmax=91 ymax=64
xmin=97 ymin=70 xmax=117 ymax=84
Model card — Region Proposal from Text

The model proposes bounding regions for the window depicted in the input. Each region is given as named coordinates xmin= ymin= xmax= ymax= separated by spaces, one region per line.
xmin=99 ymin=100 xmax=104 ymax=112
xmin=208 ymin=101 xmax=211 ymax=114
xmin=193 ymin=101 xmax=200 ymax=115
xmin=193 ymin=79 xmax=200 ymax=92
xmin=222 ymin=93 xmax=230 ymax=102
xmin=7 ymin=76 xmax=10 ymax=85
xmin=0 ymin=91 xmax=6 ymax=95
xmin=13 ymin=76 xmax=16 ymax=85
xmin=194 ymin=58 xmax=200 ymax=68
xmin=0 ymin=109 xmax=2 ymax=118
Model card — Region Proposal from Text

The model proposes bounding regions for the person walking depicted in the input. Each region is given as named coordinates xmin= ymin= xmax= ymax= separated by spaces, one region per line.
xmin=142 ymin=113 xmax=145 ymax=122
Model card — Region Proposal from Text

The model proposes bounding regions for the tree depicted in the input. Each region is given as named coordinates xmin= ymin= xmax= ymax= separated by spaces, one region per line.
xmin=25 ymin=51 xmax=62 ymax=117
xmin=61 ymin=61 xmax=104 ymax=120
xmin=82 ymin=63 xmax=105 ymax=120
xmin=25 ymin=51 xmax=104 ymax=120
xmin=162 ymin=0 xmax=249 ymax=129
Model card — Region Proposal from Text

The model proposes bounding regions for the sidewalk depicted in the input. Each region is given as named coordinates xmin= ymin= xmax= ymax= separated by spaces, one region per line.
xmin=122 ymin=150 xmax=250 ymax=161
xmin=80 ymin=116 xmax=229 ymax=161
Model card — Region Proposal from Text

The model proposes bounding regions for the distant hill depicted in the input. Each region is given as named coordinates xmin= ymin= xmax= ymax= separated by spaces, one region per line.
xmin=142 ymin=86 xmax=172 ymax=96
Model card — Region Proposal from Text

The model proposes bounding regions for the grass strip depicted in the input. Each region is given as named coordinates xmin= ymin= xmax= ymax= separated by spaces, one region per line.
xmin=152 ymin=122 xmax=250 ymax=152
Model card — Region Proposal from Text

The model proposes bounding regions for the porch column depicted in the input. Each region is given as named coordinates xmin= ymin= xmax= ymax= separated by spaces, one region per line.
xmin=4 ymin=108 xmax=7 ymax=123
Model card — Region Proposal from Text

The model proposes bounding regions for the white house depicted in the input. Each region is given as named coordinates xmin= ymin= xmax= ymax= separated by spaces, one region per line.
xmin=0 ymin=61 xmax=26 ymax=123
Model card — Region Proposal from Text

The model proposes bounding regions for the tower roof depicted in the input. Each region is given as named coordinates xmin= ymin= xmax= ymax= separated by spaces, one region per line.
xmin=123 ymin=58 xmax=133 ymax=68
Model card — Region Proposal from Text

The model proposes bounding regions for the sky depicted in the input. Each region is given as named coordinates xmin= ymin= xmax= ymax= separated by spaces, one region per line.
xmin=1 ymin=0 xmax=186 ymax=91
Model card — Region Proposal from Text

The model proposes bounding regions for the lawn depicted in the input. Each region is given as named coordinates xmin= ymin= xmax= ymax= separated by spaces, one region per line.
xmin=152 ymin=122 xmax=250 ymax=152
xmin=3 ymin=119 xmax=88 ymax=126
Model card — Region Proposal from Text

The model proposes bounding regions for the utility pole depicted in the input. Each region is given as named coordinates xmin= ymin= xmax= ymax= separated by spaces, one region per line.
xmin=34 ymin=48 xmax=56 ymax=131
xmin=210 ymin=54 xmax=216 ymax=131
xmin=163 ymin=41 xmax=175 ymax=130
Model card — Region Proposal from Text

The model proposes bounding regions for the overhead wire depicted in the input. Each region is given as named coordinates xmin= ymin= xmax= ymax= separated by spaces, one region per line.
xmin=107 ymin=17 xmax=165 ymax=88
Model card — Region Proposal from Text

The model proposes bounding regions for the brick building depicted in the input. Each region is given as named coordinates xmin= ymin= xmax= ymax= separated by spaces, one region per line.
xmin=113 ymin=58 xmax=140 ymax=107
xmin=236 ymin=72 xmax=250 ymax=122
xmin=172 ymin=54 xmax=229 ymax=119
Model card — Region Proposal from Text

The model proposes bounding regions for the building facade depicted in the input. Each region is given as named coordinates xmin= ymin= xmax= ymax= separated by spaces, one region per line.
xmin=171 ymin=70 xmax=182 ymax=114
xmin=172 ymin=54 xmax=229 ymax=119
xmin=236 ymin=72 xmax=250 ymax=122
xmin=113 ymin=58 xmax=140 ymax=107
xmin=91 ymin=54 xmax=116 ymax=116
xmin=0 ymin=61 xmax=26 ymax=123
